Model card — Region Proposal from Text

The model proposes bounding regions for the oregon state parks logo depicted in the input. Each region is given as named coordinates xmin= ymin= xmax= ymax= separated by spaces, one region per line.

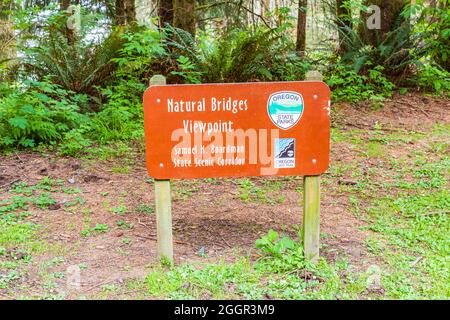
xmin=267 ymin=91 xmax=304 ymax=130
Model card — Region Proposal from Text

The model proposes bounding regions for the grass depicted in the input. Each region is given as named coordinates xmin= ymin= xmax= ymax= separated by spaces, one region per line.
xmin=0 ymin=220 xmax=45 ymax=291
xmin=0 ymin=221 xmax=38 ymax=246
xmin=141 ymin=253 xmax=370 ymax=300
xmin=135 ymin=120 xmax=449 ymax=300
xmin=80 ymin=223 xmax=109 ymax=237
xmin=0 ymin=177 xmax=89 ymax=295
xmin=237 ymin=178 xmax=287 ymax=204
xmin=364 ymin=190 xmax=449 ymax=299
xmin=1 ymin=110 xmax=448 ymax=300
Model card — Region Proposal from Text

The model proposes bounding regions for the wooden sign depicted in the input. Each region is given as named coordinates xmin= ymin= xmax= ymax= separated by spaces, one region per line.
xmin=143 ymin=82 xmax=330 ymax=180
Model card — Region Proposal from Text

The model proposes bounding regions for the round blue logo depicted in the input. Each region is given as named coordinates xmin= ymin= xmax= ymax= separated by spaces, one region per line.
xmin=267 ymin=91 xmax=304 ymax=130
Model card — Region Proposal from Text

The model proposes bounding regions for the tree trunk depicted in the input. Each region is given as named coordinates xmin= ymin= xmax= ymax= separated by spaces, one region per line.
xmin=60 ymin=0 xmax=75 ymax=44
xmin=114 ymin=0 xmax=136 ymax=26
xmin=159 ymin=0 xmax=174 ymax=28
xmin=173 ymin=0 xmax=196 ymax=36
xmin=296 ymin=0 xmax=307 ymax=54
xmin=115 ymin=0 xmax=126 ymax=25
xmin=360 ymin=0 xmax=410 ymax=46
xmin=336 ymin=0 xmax=352 ymax=53
xmin=60 ymin=0 xmax=71 ymax=10
xmin=124 ymin=0 xmax=136 ymax=24
xmin=0 ymin=0 xmax=16 ymax=67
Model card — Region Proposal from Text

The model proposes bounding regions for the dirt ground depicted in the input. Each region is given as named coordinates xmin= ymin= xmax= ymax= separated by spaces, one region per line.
xmin=0 ymin=93 xmax=448 ymax=299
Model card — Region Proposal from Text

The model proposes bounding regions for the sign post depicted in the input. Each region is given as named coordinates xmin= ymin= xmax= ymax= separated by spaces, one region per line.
xmin=302 ymin=71 xmax=324 ymax=263
xmin=150 ymin=75 xmax=174 ymax=263
xmin=144 ymin=73 xmax=330 ymax=264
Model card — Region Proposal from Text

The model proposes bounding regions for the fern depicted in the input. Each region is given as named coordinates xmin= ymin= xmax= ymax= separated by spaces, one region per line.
xmin=165 ymin=25 xmax=307 ymax=83
xmin=333 ymin=3 xmax=427 ymax=82
xmin=0 ymin=80 xmax=89 ymax=149
xmin=21 ymin=11 xmax=124 ymax=99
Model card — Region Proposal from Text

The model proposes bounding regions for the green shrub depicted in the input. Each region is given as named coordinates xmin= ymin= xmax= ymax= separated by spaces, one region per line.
xmin=419 ymin=1 xmax=450 ymax=71
xmin=0 ymin=80 xmax=89 ymax=149
xmin=88 ymin=80 xmax=146 ymax=143
xmin=112 ymin=25 xmax=166 ymax=83
xmin=59 ymin=130 xmax=93 ymax=156
xmin=326 ymin=64 xmax=395 ymax=103
xmin=335 ymin=3 xmax=424 ymax=80
xmin=416 ymin=63 xmax=450 ymax=96
xmin=22 ymin=10 xmax=124 ymax=100
xmin=167 ymin=25 xmax=310 ymax=83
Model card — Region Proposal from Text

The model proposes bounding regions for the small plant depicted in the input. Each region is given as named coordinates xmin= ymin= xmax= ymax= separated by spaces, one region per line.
xmin=61 ymin=187 xmax=81 ymax=195
xmin=80 ymin=223 xmax=109 ymax=237
xmin=33 ymin=192 xmax=57 ymax=209
xmin=101 ymin=283 xmax=119 ymax=292
xmin=170 ymin=56 xmax=202 ymax=84
xmin=238 ymin=179 xmax=274 ymax=204
xmin=136 ymin=204 xmax=155 ymax=214
xmin=63 ymin=197 xmax=86 ymax=207
xmin=44 ymin=257 xmax=65 ymax=268
xmin=116 ymin=220 xmax=133 ymax=229
xmin=122 ymin=238 xmax=131 ymax=245
xmin=111 ymin=205 xmax=128 ymax=215
xmin=80 ymin=229 xmax=90 ymax=237
xmin=0 ymin=270 xmax=20 ymax=289
xmin=59 ymin=130 xmax=93 ymax=156
xmin=51 ymin=272 xmax=65 ymax=279
xmin=160 ymin=256 xmax=173 ymax=268
xmin=255 ymin=229 xmax=306 ymax=273
xmin=91 ymin=224 xmax=109 ymax=233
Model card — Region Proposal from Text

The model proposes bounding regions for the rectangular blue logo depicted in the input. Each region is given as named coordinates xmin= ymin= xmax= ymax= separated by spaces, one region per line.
xmin=274 ymin=138 xmax=296 ymax=169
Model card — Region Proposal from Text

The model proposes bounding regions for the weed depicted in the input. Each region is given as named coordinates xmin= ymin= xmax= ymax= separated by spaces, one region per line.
xmin=136 ymin=204 xmax=155 ymax=214
xmin=80 ymin=223 xmax=109 ymax=237
xmin=116 ymin=220 xmax=133 ymax=229
xmin=91 ymin=224 xmax=109 ymax=234
xmin=255 ymin=230 xmax=306 ymax=273
xmin=111 ymin=205 xmax=128 ymax=215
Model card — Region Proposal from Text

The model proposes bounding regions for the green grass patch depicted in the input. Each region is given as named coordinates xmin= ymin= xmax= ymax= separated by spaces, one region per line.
xmin=364 ymin=189 xmax=450 ymax=299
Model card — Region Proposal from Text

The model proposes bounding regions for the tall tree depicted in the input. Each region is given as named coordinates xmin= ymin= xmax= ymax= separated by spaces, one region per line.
xmin=173 ymin=0 xmax=196 ymax=36
xmin=336 ymin=0 xmax=352 ymax=53
xmin=360 ymin=0 xmax=410 ymax=47
xmin=296 ymin=0 xmax=307 ymax=54
xmin=124 ymin=0 xmax=136 ymax=24
xmin=0 ymin=0 xmax=16 ymax=67
xmin=159 ymin=0 xmax=174 ymax=28
xmin=114 ymin=0 xmax=135 ymax=25
xmin=115 ymin=0 xmax=126 ymax=25
xmin=59 ymin=0 xmax=75 ymax=44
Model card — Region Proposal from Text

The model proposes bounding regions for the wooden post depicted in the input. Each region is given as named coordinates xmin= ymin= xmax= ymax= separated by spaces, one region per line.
xmin=150 ymin=75 xmax=174 ymax=263
xmin=302 ymin=176 xmax=320 ymax=262
xmin=303 ymin=70 xmax=323 ymax=263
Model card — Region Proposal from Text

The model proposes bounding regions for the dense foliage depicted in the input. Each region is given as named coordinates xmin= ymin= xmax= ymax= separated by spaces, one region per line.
xmin=0 ymin=0 xmax=449 ymax=154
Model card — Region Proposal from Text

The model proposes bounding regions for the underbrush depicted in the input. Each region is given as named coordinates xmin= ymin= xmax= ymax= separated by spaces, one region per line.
xmin=143 ymin=230 xmax=366 ymax=300
xmin=0 ymin=80 xmax=89 ymax=149
xmin=326 ymin=64 xmax=395 ymax=103
xmin=1 ymin=5 xmax=449 ymax=155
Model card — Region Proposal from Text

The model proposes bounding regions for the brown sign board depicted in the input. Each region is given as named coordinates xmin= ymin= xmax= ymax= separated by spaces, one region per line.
xmin=143 ymin=82 xmax=330 ymax=180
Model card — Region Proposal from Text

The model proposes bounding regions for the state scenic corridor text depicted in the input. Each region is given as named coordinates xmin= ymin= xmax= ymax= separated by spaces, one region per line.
xmin=173 ymin=157 xmax=245 ymax=167
xmin=174 ymin=304 xmax=276 ymax=317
